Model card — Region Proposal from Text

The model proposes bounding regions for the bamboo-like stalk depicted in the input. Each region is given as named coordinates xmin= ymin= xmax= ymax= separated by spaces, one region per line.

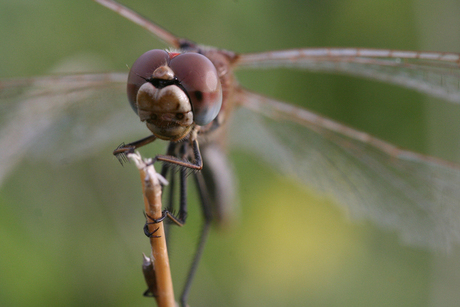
xmin=129 ymin=152 xmax=176 ymax=307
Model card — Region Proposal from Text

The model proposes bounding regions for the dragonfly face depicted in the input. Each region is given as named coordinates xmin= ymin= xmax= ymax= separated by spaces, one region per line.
xmin=1 ymin=0 xmax=460 ymax=306
xmin=127 ymin=49 xmax=223 ymax=141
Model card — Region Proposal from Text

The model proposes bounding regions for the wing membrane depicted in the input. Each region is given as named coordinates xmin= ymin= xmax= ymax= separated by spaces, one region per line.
xmin=93 ymin=0 xmax=182 ymax=48
xmin=234 ymin=48 xmax=460 ymax=104
xmin=0 ymin=73 xmax=147 ymax=185
xmin=231 ymin=88 xmax=460 ymax=251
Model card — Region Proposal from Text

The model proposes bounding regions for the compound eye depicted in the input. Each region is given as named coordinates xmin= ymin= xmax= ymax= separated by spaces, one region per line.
xmin=170 ymin=53 xmax=222 ymax=126
xmin=127 ymin=49 xmax=170 ymax=113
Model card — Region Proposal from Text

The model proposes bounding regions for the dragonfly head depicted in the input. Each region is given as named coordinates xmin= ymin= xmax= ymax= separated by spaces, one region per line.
xmin=127 ymin=50 xmax=223 ymax=141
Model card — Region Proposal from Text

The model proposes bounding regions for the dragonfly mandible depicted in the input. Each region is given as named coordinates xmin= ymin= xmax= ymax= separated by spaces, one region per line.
xmin=2 ymin=0 xmax=457 ymax=306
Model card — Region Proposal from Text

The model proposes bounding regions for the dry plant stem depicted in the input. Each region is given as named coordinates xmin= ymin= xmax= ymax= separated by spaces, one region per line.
xmin=129 ymin=153 xmax=176 ymax=307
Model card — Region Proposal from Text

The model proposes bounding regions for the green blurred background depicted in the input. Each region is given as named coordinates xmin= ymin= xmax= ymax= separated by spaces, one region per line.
xmin=1 ymin=0 xmax=460 ymax=306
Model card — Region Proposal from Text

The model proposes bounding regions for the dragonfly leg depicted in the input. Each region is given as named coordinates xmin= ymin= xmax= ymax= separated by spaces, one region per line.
xmin=160 ymin=144 xmax=177 ymax=246
xmin=180 ymin=170 xmax=213 ymax=307
xmin=152 ymin=139 xmax=203 ymax=171
xmin=143 ymin=212 xmax=161 ymax=238
xmin=113 ymin=134 xmax=157 ymax=164
xmin=143 ymin=139 xmax=204 ymax=232
xmin=159 ymin=141 xmax=177 ymax=184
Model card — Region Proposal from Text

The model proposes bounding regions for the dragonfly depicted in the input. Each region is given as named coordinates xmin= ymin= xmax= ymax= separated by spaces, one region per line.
xmin=1 ymin=0 xmax=460 ymax=306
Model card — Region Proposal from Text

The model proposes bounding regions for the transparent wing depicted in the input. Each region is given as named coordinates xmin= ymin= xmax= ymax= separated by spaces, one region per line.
xmin=93 ymin=1 xmax=460 ymax=103
xmin=230 ymin=88 xmax=460 ymax=251
xmin=93 ymin=0 xmax=182 ymax=48
xmin=0 ymin=73 xmax=147 ymax=185
xmin=234 ymin=48 xmax=460 ymax=104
